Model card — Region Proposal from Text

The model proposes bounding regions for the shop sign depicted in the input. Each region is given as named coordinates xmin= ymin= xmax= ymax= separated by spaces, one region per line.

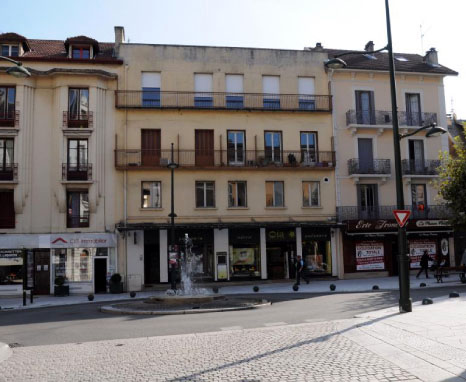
xmin=229 ymin=230 xmax=260 ymax=244
xmin=356 ymin=242 xmax=385 ymax=271
xmin=267 ymin=229 xmax=295 ymax=242
xmin=347 ymin=219 xmax=451 ymax=233
xmin=49 ymin=233 xmax=117 ymax=248
xmin=415 ymin=220 xmax=450 ymax=228
xmin=409 ymin=240 xmax=436 ymax=269
xmin=302 ymin=228 xmax=331 ymax=241
xmin=0 ymin=249 xmax=23 ymax=266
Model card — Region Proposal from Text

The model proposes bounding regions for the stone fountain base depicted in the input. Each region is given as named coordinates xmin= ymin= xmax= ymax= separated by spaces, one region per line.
xmin=145 ymin=294 xmax=224 ymax=305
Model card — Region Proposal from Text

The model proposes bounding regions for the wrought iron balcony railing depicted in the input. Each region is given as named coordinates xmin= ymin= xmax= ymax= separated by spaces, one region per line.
xmin=0 ymin=110 xmax=19 ymax=128
xmin=62 ymin=163 xmax=93 ymax=181
xmin=67 ymin=212 xmax=90 ymax=228
xmin=346 ymin=109 xmax=437 ymax=127
xmin=336 ymin=205 xmax=452 ymax=222
xmin=347 ymin=159 xmax=391 ymax=175
xmin=62 ymin=111 xmax=93 ymax=128
xmin=115 ymin=149 xmax=335 ymax=169
xmin=401 ymin=159 xmax=440 ymax=176
xmin=0 ymin=164 xmax=18 ymax=181
xmin=115 ymin=91 xmax=332 ymax=112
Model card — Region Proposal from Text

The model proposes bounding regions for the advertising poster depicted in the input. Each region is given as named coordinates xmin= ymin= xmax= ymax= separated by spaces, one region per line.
xmin=409 ymin=240 xmax=436 ymax=268
xmin=356 ymin=242 xmax=385 ymax=270
xmin=232 ymin=248 xmax=255 ymax=265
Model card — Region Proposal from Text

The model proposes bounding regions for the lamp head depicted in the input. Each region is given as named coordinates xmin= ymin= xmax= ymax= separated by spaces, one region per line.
xmin=6 ymin=63 xmax=31 ymax=78
xmin=324 ymin=57 xmax=347 ymax=69
xmin=167 ymin=161 xmax=179 ymax=169
xmin=426 ymin=124 xmax=447 ymax=138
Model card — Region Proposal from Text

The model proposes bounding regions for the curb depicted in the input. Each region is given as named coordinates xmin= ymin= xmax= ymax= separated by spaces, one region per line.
xmin=0 ymin=342 xmax=12 ymax=363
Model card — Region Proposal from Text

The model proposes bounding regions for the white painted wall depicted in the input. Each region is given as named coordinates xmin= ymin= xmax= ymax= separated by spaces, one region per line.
xmin=126 ymin=230 xmax=144 ymax=291
xmin=159 ymin=229 xmax=168 ymax=283
xmin=214 ymin=228 xmax=229 ymax=281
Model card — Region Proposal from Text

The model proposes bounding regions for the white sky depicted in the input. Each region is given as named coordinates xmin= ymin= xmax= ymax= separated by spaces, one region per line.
xmin=2 ymin=0 xmax=465 ymax=119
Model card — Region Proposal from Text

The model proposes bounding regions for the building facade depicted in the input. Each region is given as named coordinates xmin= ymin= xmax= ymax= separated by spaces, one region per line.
xmin=328 ymin=42 xmax=457 ymax=278
xmin=0 ymin=33 xmax=122 ymax=295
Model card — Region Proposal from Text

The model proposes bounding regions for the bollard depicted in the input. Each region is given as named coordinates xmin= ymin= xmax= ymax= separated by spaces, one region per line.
xmin=23 ymin=290 xmax=27 ymax=306
xmin=30 ymin=290 xmax=34 ymax=304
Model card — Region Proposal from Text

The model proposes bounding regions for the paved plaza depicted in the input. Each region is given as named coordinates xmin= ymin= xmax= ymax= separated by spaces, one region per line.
xmin=1 ymin=296 xmax=466 ymax=381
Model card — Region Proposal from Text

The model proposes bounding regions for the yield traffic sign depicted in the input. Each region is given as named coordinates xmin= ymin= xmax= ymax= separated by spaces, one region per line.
xmin=393 ymin=209 xmax=411 ymax=227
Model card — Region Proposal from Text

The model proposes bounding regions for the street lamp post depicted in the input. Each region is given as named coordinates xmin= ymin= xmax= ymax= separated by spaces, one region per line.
xmin=167 ymin=143 xmax=179 ymax=290
xmin=325 ymin=0 xmax=447 ymax=313
xmin=0 ymin=56 xmax=31 ymax=78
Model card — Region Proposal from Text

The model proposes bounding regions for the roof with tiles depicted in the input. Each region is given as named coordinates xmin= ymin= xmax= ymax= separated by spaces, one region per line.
xmin=324 ymin=48 xmax=457 ymax=76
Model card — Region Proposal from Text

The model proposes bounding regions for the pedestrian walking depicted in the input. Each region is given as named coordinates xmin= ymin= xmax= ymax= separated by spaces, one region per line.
xmin=416 ymin=250 xmax=430 ymax=279
xmin=296 ymin=255 xmax=304 ymax=285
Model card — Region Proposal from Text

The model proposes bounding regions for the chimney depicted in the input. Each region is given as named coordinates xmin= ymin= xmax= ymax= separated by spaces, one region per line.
xmin=364 ymin=41 xmax=374 ymax=52
xmin=424 ymin=47 xmax=438 ymax=65
xmin=114 ymin=26 xmax=125 ymax=45
xmin=312 ymin=42 xmax=323 ymax=52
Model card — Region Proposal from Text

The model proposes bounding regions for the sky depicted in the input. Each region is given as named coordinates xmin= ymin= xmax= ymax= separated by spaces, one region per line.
xmin=2 ymin=0 xmax=465 ymax=119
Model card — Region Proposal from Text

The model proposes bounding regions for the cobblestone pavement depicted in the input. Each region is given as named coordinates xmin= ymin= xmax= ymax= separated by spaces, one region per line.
xmin=0 ymin=321 xmax=420 ymax=382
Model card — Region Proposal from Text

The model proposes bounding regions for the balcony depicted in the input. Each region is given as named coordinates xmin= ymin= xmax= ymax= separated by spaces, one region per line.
xmin=0 ymin=110 xmax=19 ymax=128
xmin=115 ymin=91 xmax=332 ymax=112
xmin=62 ymin=163 xmax=93 ymax=181
xmin=346 ymin=110 xmax=437 ymax=129
xmin=63 ymin=111 xmax=93 ymax=128
xmin=67 ymin=212 xmax=90 ymax=228
xmin=0 ymin=164 xmax=18 ymax=182
xmin=401 ymin=159 xmax=440 ymax=176
xmin=115 ymin=149 xmax=335 ymax=170
xmin=336 ymin=205 xmax=452 ymax=222
xmin=347 ymin=159 xmax=391 ymax=175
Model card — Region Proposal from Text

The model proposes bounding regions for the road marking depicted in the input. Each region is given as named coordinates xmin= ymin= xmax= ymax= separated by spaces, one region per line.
xmin=264 ymin=322 xmax=287 ymax=327
xmin=220 ymin=326 xmax=243 ymax=331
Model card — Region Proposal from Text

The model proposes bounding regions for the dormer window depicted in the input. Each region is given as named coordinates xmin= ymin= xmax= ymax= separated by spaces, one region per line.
xmin=1 ymin=45 xmax=19 ymax=57
xmin=72 ymin=46 xmax=91 ymax=59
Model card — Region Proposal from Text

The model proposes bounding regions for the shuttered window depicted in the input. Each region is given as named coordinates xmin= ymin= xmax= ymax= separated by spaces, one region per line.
xmin=298 ymin=77 xmax=316 ymax=110
xmin=226 ymin=74 xmax=244 ymax=108
xmin=262 ymin=76 xmax=280 ymax=109
xmin=142 ymin=72 xmax=161 ymax=107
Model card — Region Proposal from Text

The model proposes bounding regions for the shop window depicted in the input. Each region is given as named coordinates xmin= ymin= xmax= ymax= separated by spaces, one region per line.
xmin=0 ymin=249 xmax=23 ymax=285
xmin=302 ymin=181 xmax=320 ymax=207
xmin=67 ymin=191 xmax=89 ymax=228
xmin=229 ymin=229 xmax=261 ymax=279
xmin=0 ymin=86 xmax=16 ymax=122
xmin=228 ymin=181 xmax=247 ymax=208
xmin=142 ymin=181 xmax=161 ymax=208
xmin=266 ymin=181 xmax=284 ymax=207
xmin=302 ymin=229 xmax=332 ymax=274
xmin=196 ymin=181 xmax=215 ymax=208
xmin=52 ymin=248 xmax=94 ymax=282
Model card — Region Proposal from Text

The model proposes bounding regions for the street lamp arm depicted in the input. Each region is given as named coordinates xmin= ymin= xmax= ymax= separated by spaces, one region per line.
xmin=399 ymin=123 xmax=447 ymax=139
xmin=399 ymin=123 xmax=434 ymax=139
xmin=332 ymin=45 xmax=389 ymax=59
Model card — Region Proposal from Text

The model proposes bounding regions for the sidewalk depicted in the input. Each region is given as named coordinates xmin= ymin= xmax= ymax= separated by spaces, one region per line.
xmin=0 ymin=275 xmax=462 ymax=311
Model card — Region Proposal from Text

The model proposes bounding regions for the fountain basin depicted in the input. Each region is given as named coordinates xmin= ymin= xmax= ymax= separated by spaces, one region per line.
xmin=144 ymin=295 xmax=224 ymax=305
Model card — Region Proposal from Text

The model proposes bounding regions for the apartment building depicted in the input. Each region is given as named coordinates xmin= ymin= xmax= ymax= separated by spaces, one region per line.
xmin=113 ymin=28 xmax=338 ymax=290
xmin=328 ymin=42 xmax=457 ymax=278
xmin=0 ymin=33 xmax=122 ymax=295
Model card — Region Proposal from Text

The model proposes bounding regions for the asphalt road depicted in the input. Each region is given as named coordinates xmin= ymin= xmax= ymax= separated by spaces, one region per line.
xmin=1 ymin=285 xmax=465 ymax=347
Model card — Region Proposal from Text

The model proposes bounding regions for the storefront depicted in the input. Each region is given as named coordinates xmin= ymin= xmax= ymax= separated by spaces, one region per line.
xmin=0 ymin=233 xmax=117 ymax=296
xmin=342 ymin=219 xmax=453 ymax=276
xmin=302 ymin=228 xmax=332 ymax=275
xmin=228 ymin=228 xmax=261 ymax=279
xmin=266 ymin=228 xmax=296 ymax=279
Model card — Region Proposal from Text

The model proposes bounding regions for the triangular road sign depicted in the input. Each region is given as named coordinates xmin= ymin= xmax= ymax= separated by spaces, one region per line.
xmin=393 ymin=209 xmax=411 ymax=227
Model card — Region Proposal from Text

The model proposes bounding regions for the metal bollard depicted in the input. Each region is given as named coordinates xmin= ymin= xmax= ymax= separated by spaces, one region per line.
xmin=30 ymin=290 xmax=33 ymax=304
xmin=23 ymin=290 xmax=26 ymax=306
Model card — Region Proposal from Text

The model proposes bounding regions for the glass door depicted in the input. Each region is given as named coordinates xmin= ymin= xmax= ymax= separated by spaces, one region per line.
xmin=227 ymin=131 xmax=245 ymax=165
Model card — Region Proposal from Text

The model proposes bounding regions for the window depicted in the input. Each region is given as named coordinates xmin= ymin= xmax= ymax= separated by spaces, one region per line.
xmin=225 ymin=74 xmax=244 ymax=108
xmin=262 ymin=76 xmax=280 ymax=109
xmin=408 ymin=139 xmax=425 ymax=173
xmin=298 ymin=77 xmax=316 ymax=110
xmin=228 ymin=181 xmax=247 ymax=208
xmin=227 ymin=131 xmax=245 ymax=165
xmin=142 ymin=181 xmax=162 ymax=208
xmin=0 ymin=190 xmax=15 ymax=228
xmin=302 ymin=181 xmax=320 ymax=207
xmin=406 ymin=93 xmax=421 ymax=126
xmin=355 ymin=90 xmax=375 ymax=124
xmin=196 ymin=181 xmax=215 ymax=208
xmin=67 ymin=191 xmax=89 ymax=228
xmin=0 ymin=86 xmax=16 ymax=122
xmin=300 ymin=132 xmax=317 ymax=163
xmin=72 ymin=47 xmax=90 ymax=59
xmin=53 ymin=248 xmax=93 ymax=282
xmin=194 ymin=74 xmax=213 ymax=107
xmin=265 ymin=131 xmax=282 ymax=163
xmin=1 ymin=45 xmax=19 ymax=57
xmin=141 ymin=72 xmax=161 ymax=107
xmin=357 ymin=184 xmax=378 ymax=219
xmin=67 ymin=139 xmax=88 ymax=180
xmin=0 ymin=249 xmax=23 ymax=285
xmin=266 ymin=181 xmax=284 ymax=207
xmin=68 ymin=88 xmax=89 ymax=125
xmin=0 ymin=138 xmax=14 ymax=180
xmin=411 ymin=184 xmax=427 ymax=211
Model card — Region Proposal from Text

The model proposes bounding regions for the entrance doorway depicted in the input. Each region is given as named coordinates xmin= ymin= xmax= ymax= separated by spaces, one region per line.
xmin=34 ymin=250 xmax=50 ymax=295
xmin=94 ymin=258 xmax=107 ymax=293
xmin=144 ymin=230 xmax=160 ymax=284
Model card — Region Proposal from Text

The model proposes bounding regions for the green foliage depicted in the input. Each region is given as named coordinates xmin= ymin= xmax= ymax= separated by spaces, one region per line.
xmin=436 ymin=136 xmax=466 ymax=227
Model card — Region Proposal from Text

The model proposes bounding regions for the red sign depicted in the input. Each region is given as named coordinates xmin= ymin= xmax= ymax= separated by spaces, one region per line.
xmin=393 ymin=210 xmax=411 ymax=227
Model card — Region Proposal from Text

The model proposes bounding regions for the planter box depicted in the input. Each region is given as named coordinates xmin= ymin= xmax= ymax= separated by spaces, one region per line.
xmin=109 ymin=282 xmax=123 ymax=294
xmin=54 ymin=285 xmax=70 ymax=297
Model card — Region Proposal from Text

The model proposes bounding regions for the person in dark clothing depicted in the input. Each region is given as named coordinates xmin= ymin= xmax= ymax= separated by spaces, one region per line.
xmin=296 ymin=255 xmax=304 ymax=285
xmin=416 ymin=250 xmax=430 ymax=279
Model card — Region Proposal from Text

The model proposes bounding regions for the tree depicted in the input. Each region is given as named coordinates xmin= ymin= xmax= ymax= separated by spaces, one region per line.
xmin=436 ymin=134 xmax=466 ymax=227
